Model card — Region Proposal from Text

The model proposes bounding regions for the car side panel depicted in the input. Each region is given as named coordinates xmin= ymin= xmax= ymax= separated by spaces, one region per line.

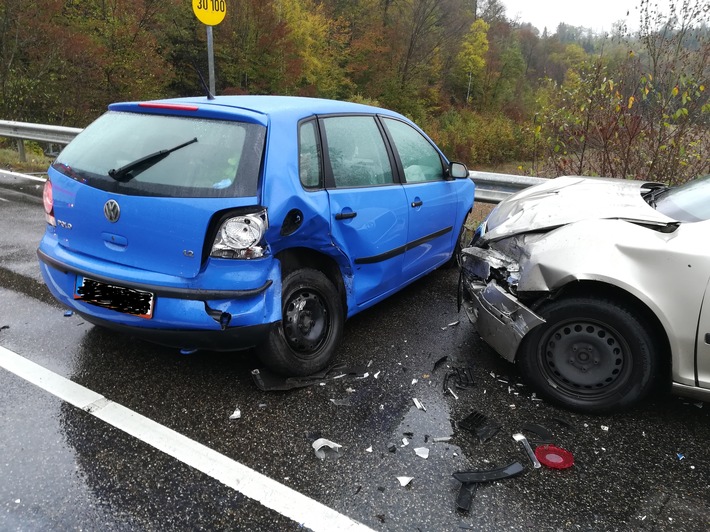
xmin=500 ymin=219 xmax=710 ymax=387
xmin=696 ymin=276 xmax=710 ymax=389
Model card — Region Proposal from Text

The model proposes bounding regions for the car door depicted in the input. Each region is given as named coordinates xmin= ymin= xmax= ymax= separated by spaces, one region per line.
xmin=381 ymin=117 xmax=458 ymax=277
xmin=696 ymin=275 xmax=710 ymax=389
xmin=321 ymin=115 xmax=409 ymax=307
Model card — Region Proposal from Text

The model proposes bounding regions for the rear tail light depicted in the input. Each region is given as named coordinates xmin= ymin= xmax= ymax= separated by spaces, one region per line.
xmin=210 ymin=209 xmax=268 ymax=259
xmin=43 ymin=180 xmax=56 ymax=226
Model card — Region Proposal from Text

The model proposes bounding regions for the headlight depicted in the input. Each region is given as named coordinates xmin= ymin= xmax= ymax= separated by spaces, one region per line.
xmin=210 ymin=209 xmax=268 ymax=259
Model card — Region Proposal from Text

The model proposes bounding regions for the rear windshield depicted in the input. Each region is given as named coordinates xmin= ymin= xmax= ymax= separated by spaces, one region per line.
xmin=52 ymin=111 xmax=265 ymax=198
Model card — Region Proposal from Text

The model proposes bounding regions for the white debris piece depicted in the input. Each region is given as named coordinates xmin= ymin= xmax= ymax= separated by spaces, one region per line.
xmin=346 ymin=387 xmax=356 ymax=393
xmin=312 ymin=438 xmax=342 ymax=460
xmin=414 ymin=447 xmax=430 ymax=459
xmin=397 ymin=476 xmax=414 ymax=487
xmin=447 ymin=387 xmax=459 ymax=400
xmin=413 ymin=398 xmax=426 ymax=411
xmin=433 ymin=436 xmax=452 ymax=443
xmin=229 ymin=408 xmax=241 ymax=420
xmin=401 ymin=437 xmax=410 ymax=447
xmin=411 ymin=379 xmax=418 ymax=385
xmin=601 ymin=425 xmax=609 ymax=431
xmin=367 ymin=359 xmax=373 ymax=367
xmin=374 ymin=371 xmax=381 ymax=379
xmin=365 ymin=446 xmax=373 ymax=453
xmin=448 ymin=321 xmax=460 ymax=327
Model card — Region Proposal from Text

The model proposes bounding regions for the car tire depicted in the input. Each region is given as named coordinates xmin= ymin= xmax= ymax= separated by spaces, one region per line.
xmin=517 ymin=296 xmax=660 ymax=414
xmin=258 ymin=268 xmax=344 ymax=376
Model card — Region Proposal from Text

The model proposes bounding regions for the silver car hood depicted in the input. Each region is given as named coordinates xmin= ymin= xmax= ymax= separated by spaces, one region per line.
xmin=482 ymin=176 xmax=677 ymax=242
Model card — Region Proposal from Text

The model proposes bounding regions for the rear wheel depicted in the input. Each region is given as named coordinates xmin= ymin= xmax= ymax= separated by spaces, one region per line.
xmin=258 ymin=268 xmax=343 ymax=376
xmin=517 ymin=296 xmax=660 ymax=414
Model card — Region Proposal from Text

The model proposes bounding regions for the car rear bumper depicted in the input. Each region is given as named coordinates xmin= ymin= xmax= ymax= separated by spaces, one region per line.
xmin=37 ymin=239 xmax=281 ymax=349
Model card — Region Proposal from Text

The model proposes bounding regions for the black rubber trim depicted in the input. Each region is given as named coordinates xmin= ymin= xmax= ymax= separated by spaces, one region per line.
xmin=354 ymin=226 xmax=452 ymax=265
xmin=452 ymin=461 xmax=525 ymax=483
xmin=37 ymin=248 xmax=272 ymax=300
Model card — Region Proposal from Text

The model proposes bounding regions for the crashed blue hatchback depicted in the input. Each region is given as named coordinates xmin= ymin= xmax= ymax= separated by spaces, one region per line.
xmin=38 ymin=95 xmax=474 ymax=375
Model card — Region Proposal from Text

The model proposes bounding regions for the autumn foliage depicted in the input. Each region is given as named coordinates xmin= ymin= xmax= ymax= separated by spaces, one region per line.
xmin=0 ymin=0 xmax=707 ymax=182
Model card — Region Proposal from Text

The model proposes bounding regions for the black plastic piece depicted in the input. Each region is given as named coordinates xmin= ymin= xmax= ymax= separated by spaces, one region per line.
xmin=456 ymin=482 xmax=478 ymax=512
xmin=521 ymin=422 xmax=554 ymax=445
xmin=452 ymin=461 xmax=525 ymax=484
xmin=251 ymin=363 xmax=365 ymax=391
xmin=444 ymin=366 xmax=475 ymax=390
xmin=458 ymin=411 xmax=501 ymax=443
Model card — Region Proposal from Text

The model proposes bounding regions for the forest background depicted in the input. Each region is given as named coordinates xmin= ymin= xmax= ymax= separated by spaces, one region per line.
xmin=0 ymin=0 xmax=707 ymax=183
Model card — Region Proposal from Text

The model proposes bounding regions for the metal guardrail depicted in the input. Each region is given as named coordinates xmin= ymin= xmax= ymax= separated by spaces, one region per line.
xmin=0 ymin=119 xmax=546 ymax=202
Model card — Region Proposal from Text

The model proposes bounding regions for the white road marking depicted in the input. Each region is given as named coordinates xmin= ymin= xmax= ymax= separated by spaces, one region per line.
xmin=0 ymin=345 xmax=374 ymax=532
xmin=0 ymin=196 xmax=9 ymax=202
xmin=0 ymin=169 xmax=46 ymax=182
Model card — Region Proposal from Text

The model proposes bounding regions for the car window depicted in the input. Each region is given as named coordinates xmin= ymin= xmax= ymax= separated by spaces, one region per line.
xmin=299 ymin=120 xmax=322 ymax=188
xmin=382 ymin=117 xmax=444 ymax=183
xmin=53 ymin=111 xmax=265 ymax=198
xmin=656 ymin=174 xmax=710 ymax=222
xmin=321 ymin=116 xmax=393 ymax=188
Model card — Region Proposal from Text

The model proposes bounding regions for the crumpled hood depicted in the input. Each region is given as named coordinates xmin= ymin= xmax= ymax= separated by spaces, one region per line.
xmin=482 ymin=176 xmax=677 ymax=242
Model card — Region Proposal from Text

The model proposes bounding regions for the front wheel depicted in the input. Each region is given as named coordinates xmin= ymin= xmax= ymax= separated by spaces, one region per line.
xmin=517 ymin=296 xmax=660 ymax=414
xmin=258 ymin=268 xmax=344 ymax=376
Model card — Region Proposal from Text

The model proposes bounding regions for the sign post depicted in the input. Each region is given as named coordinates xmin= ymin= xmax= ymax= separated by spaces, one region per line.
xmin=192 ymin=0 xmax=227 ymax=95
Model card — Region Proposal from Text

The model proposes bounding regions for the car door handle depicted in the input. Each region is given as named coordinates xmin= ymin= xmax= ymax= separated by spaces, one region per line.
xmin=411 ymin=200 xmax=423 ymax=208
xmin=335 ymin=211 xmax=357 ymax=220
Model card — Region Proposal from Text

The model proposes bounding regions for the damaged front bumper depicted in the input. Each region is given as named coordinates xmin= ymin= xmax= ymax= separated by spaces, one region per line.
xmin=460 ymin=247 xmax=544 ymax=361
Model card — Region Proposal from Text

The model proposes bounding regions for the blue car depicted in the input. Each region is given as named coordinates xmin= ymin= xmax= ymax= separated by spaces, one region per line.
xmin=38 ymin=96 xmax=474 ymax=375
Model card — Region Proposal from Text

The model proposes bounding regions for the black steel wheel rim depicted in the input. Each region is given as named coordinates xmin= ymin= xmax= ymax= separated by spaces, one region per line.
xmin=538 ymin=318 xmax=633 ymax=399
xmin=283 ymin=288 xmax=329 ymax=357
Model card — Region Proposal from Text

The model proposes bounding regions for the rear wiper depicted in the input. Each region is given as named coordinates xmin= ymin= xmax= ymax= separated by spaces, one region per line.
xmin=108 ymin=137 xmax=198 ymax=182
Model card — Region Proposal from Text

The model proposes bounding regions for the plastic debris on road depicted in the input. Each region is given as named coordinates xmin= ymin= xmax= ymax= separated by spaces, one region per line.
xmin=63 ymin=310 xmax=74 ymax=317
xmin=397 ymin=476 xmax=414 ymax=487
xmin=535 ymin=445 xmax=574 ymax=469
xmin=312 ymin=438 xmax=342 ymax=460
xmin=414 ymin=447 xmax=430 ymax=459
xmin=413 ymin=398 xmax=426 ymax=411
xmin=365 ymin=446 xmax=373 ymax=453
xmin=229 ymin=408 xmax=241 ymax=420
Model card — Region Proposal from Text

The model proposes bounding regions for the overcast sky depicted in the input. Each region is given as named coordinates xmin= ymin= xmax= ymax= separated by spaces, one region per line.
xmin=499 ymin=0 xmax=668 ymax=33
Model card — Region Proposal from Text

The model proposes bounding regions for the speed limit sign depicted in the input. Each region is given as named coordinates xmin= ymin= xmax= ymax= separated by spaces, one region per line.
xmin=192 ymin=0 xmax=227 ymax=26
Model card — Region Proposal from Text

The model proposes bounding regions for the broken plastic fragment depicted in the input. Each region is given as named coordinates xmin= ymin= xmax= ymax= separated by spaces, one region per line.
xmin=458 ymin=411 xmax=501 ymax=443
xmin=397 ymin=476 xmax=413 ymax=487
xmin=411 ymin=379 xmax=418 ymax=385
xmin=401 ymin=437 xmax=410 ymax=447
xmin=413 ymin=398 xmax=426 ymax=411
xmin=229 ymin=408 xmax=241 ymax=420
xmin=63 ymin=310 xmax=74 ymax=317
xmin=677 ymin=453 xmax=685 ymax=460
xmin=535 ymin=445 xmax=574 ymax=469
xmin=601 ymin=425 xmax=609 ymax=431
xmin=414 ymin=447 xmax=430 ymax=459
xmin=447 ymin=387 xmax=459 ymax=400
xmin=433 ymin=436 xmax=452 ymax=443
xmin=365 ymin=446 xmax=373 ymax=453
xmin=251 ymin=363 xmax=367 ymax=391
xmin=330 ymin=398 xmax=350 ymax=406
xmin=374 ymin=371 xmax=381 ymax=379
xmin=448 ymin=321 xmax=460 ymax=327
xmin=432 ymin=356 xmax=448 ymax=372
xmin=312 ymin=438 xmax=342 ymax=460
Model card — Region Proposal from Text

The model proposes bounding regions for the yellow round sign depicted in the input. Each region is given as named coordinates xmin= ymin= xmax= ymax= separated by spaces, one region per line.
xmin=192 ymin=0 xmax=227 ymax=26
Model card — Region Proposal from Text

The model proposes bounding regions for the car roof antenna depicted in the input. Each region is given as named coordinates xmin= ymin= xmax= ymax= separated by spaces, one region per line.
xmin=191 ymin=64 xmax=215 ymax=100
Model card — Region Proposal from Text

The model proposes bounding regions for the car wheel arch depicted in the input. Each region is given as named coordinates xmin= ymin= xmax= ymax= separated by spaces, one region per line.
xmin=276 ymin=247 xmax=348 ymax=316
xmin=521 ymin=279 xmax=672 ymax=389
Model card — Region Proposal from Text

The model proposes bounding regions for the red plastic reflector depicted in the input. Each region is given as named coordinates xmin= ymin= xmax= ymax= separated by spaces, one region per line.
xmin=138 ymin=103 xmax=199 ymax=111
xmin=535 ymin=445 xmax=574 ymax=469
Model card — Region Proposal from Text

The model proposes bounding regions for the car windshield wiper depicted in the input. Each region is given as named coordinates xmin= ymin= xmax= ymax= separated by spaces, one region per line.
xmin=642 ymin=184 xmax=671 ymax=209
xmin=108 ymin=137 xmax=198 ymax=182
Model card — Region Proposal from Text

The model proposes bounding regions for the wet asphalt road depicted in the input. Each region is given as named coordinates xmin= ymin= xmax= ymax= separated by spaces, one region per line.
xmin=1 ymin=173 xmax=709 ymax=531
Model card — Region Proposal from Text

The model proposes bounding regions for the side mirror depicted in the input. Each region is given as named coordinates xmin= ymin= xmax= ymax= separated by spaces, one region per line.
xmin=449 ymin=162 xmax=469 ymax=179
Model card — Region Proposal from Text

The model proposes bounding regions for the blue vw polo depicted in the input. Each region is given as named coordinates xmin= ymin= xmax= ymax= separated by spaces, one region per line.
xmin=38 ymin=96 xmax=474 ymax=375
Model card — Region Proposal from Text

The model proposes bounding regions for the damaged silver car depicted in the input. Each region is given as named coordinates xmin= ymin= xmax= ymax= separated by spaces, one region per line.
xmin=460 ymin=175 xmax=710 ymax=413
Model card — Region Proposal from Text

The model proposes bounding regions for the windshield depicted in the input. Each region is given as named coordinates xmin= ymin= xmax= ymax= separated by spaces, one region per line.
xmin=53 ymin=111 xmax=265 ymax=198
xmin=655 ymin=175 xmax=710 ymax=222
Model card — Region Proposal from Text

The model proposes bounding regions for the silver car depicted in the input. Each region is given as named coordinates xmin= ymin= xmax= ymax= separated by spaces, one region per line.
xmin=460 ymin=175 xmax=710 ymax=413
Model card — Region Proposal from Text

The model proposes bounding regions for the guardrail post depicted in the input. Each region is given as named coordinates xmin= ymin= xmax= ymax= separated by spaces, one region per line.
xmin=16 ymin=139 xmax=26 ymax=163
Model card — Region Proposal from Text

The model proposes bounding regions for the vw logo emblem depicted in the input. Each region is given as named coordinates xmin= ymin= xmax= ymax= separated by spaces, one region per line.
xmin=104 ymin=199 xmax=121 ymax=223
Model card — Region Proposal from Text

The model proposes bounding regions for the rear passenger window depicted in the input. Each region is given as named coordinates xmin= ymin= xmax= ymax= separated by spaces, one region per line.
xmin=299 ymin=120 xmax=322 ymax=188
xmin=383 ymin=118 xmax=444 ymax=183
xmin=322 ymin=116 xmax=393 ymax=188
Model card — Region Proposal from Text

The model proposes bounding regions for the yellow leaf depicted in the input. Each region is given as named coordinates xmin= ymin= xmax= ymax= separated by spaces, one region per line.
xmin=628 ymin=96 xmax=635 ymax=109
